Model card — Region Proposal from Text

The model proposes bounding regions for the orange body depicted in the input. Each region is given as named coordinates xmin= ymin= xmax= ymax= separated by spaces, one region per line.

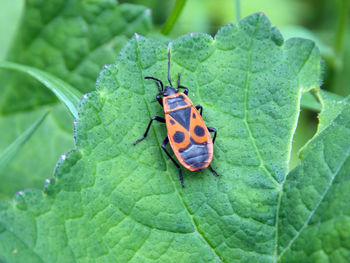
xmin=163 ymin=93 xmax=213 ymax=171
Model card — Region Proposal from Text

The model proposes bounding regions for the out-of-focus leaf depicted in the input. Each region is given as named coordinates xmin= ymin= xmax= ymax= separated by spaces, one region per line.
xmin=0 ymin=0 xmax=153 ymax=198
xmin=0 ymin=104 xmax=74 ymax=200
xmin=280 ymin=26 xmax=335 ymax=61
xmin=0 ymin=111 xmax=48 ymax=174
xmin=0 ymin=61 xmax=81 ymax=118
xmin=0 ymin=0 xmax=24 ymax=61
xmin=0 ymin=0 xmax=152 ymax=114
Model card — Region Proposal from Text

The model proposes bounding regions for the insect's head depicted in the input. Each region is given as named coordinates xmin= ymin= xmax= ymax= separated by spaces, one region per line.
xmin=162 ymin=86 xmax=178 ymax=97
xmin=144 ymin=77 xmax=178 ymax=97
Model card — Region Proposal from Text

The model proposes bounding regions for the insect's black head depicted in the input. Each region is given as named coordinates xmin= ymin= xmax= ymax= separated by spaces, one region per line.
xmin=163 ymin=86 xmax=178 ymax=97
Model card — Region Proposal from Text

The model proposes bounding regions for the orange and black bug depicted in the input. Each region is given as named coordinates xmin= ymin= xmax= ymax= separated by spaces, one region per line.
xmin=133 ymin=48 xmax=220 ymax=187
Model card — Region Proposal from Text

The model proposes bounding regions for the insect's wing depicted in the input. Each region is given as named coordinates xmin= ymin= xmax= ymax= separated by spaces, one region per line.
xmin=166 ymin=114 xmax=191 ymax=153
xmin=189 ymin=107 xmax=212 ymax=144
xmin=165 ymin=106 xmax=213 ymax=171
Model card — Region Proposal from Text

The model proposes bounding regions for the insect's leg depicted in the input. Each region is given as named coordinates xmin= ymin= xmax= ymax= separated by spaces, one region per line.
xmin=133 ymin=116 xmax=165 ymax=145
xmin=156 ymin=94 xmax=163 ymax=106
xmin=207 ymin=127 xmax=220 ymax=177
xmin=178 ymin=85 xmax=189 ymax=95
xmin=195 ymin=104 xmax=203 ymax=115
xmin=209 ymin=164 xmax=220 ymax=177
xmin=161 ymin=136 xmax=184 ymax=188
xmin=145 ymin=77 xmax=164 ymax=93
xmin=207 ymin=127 xmax=217 ymax=144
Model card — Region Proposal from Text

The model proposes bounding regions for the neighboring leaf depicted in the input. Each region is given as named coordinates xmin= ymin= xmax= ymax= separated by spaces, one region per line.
xmin=0 ymin=61 xmax=82 ymax=118
xmin=0 ymin=104 xmax=74 ymax=200
xmin=280 ymin=25 xmax=335 ymax=63
xmin=300 ymin=92 xmax=321 ymax=112
xmin=300 ymin=90 xmax=344 ymax=112
xmin=3 ymin=13 xmax=347 ymax=263
xmin=0 ymin=111 xmax=49 ymax=173
xmin=277 ymin=95 xmax=350 ymax=263
xmin=0 ymin=0 xmax=152 ymax=114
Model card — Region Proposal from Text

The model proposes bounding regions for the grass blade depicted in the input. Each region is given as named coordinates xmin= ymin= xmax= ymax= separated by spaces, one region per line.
xmin=0 ymin=61 xmax=82 ymax=118
xmin=0 ymin=111 xmax=49 ymax=174
xmin=161 ymin=0 xmax=187 ymax=35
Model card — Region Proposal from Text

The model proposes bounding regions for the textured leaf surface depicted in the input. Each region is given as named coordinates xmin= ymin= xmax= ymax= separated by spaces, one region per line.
xmin=277 ymin=95 xmax=350 ymax=263
xmin=1 ymin=13 xmax=348 ymax=263
xmin=0 ymin=0 xmax=152 ymax=198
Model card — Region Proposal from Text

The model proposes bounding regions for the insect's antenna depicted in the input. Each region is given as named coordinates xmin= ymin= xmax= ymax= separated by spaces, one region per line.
xmin=167 ymin=44 xmax=173 ymax=87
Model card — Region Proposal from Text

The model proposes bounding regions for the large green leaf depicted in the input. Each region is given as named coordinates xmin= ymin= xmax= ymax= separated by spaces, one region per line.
xmin=0 ymin=0 xmax=152 ymax=198
xmin=1 ymin=13 xmax=348 ymax=262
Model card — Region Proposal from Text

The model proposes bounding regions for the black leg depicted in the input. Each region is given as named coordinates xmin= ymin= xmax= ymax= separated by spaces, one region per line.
xmin=207 ymin=127 xmax=217 ymax=144
xmin=156 ymin=94 xmax=163 ymax=106
xmin=207 ymin=127 xmax=220 ymax=177
xmin=161 ymin=137 xmax=184 ymax=188
xmin=209 ymin=164 xmax=220 ymax=177
xmin=133 ymin=116 xmax=165 ymax=145
xmin=178 ymin=85 xmax=189 ymax=95
xmin=195 ymin=104 xmax=203 ymax=115
xmin=145 ymin=77 xmax=163 ymax=93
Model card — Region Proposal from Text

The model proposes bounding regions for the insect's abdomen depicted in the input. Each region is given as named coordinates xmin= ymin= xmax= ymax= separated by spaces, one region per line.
xmin=164 ymin=93 xmax=213 ymax=171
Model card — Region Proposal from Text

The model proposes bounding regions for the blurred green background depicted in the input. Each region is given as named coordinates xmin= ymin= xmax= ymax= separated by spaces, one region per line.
xmin=0 ymin=0 xmax=349 ymax=199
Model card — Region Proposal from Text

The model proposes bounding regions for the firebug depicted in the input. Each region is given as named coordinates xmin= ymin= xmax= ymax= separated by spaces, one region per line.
xmin=134 ymin=47 xmax=220 ymax=187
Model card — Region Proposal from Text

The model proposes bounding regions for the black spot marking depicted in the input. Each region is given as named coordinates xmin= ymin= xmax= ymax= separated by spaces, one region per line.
xmin=173 ymin=131 xmax=185 ymax=143
xmin=170 ymin=119 xmax=175 ymax=125
xmin=192 ymin=113 xmax=196 ymax=119
xmin=194 ymin=125 xmax=205 ymax=137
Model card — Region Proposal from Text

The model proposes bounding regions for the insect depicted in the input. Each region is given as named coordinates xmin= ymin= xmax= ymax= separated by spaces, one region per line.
xmin=133 ymin=48 xmax=220 ymax=187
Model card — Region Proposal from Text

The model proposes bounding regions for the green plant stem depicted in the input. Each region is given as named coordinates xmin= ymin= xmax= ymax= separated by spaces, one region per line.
xmin=235 ymin=0 xmax=241 ymax=22
xmin=161 ymin=0 xmax=186 ymax=35
xmin=334 ymin=0 xmax=349 ymax=69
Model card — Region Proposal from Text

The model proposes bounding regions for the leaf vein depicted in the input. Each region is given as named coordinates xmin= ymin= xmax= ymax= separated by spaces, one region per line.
xmin=277 ymin=147 xmax=350 ymax=261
